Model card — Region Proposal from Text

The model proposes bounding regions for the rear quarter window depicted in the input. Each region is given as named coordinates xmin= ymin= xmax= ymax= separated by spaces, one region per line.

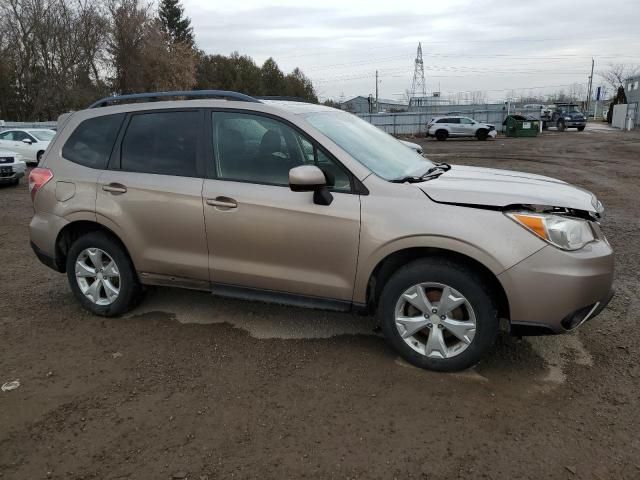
xmin=62 ymin=114 xmax=124 ymax=169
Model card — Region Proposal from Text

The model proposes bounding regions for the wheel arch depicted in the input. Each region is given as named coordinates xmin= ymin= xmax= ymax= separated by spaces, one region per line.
xmin=363 ymin=246 xmax=510 ymax=321
xmin=55 ymin=220 xmax=135 ymax=274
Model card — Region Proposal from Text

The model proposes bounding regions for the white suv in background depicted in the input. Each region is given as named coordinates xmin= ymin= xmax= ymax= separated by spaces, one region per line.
xmin=0 ymin=148 xmax=26 ymax=185
xmin=427 ymin=116 xmax=496 ymax=141
xmin=0 ymin=128 xmax=56 ymax=164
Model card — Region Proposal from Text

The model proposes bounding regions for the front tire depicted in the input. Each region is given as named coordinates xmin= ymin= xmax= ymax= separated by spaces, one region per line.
xmin=435 ymin=130 xmax=448 ymax=141
xmin=36 ymin=151 xmax=44 ymax=164
xmin=577 ymin=126 xmax=585 ymax=131
xmin=378 ymin=258 xmax=499 ymax=372
xmin=557 ymin=120 xmax=566 ymax=132
xmin=66 ymin=231 xmax=142 ymax=317
xmin=476 ymin=129 xmax=488 ymax=141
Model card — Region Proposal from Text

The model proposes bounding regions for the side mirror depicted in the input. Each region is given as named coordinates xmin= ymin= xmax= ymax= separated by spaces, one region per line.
xmin=289 ymin=165 xmax=333 ymax=206
xmin=22 ymin=138 xmax=33 ymax=144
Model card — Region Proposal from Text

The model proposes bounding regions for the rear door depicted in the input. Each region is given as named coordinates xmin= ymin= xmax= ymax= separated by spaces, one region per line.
xmin=447 ymin=117 xmax=463 ymax=135
xmin=96 ymin=109 xmax=210 ymax=286
xmin=201 ymin=110 xmax=361 ymax=302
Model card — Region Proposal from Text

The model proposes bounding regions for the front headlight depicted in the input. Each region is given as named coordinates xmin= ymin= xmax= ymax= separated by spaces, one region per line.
xmin=564 ymin=116 xmax=571 ymax=121
xmin=506 ymin=212 xmax=596 ymax=251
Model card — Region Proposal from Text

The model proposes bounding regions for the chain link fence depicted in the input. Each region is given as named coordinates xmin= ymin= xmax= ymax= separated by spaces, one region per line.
xmin=357 ymin=105 xmax=544 ymax=135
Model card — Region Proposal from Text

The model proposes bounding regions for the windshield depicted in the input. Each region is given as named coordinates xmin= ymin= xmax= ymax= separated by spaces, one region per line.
xmin=29 ymin=130 xmax=55 ymax=141
xmin=559 ymin=105 xmax=582 ymax=114
xmin=303 ymin=111 xmax=433 ymax=180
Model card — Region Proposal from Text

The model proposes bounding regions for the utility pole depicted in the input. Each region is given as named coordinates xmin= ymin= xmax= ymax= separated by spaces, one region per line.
xmin=586 ymin=58 xmax=594 ymax=116
xmin=375 ymin=70 xmax=379 ymax=113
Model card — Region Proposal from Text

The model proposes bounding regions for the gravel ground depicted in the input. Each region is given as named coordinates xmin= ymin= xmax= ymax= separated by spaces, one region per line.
xmin=1 ymin=125 xmax=639 ymax=479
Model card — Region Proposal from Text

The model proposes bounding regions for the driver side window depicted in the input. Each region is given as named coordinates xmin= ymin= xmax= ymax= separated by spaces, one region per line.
xmin=212 ymin=111 xmax=351 ymax=191
xmin=12 ymin=131 xmax=30 ymax=142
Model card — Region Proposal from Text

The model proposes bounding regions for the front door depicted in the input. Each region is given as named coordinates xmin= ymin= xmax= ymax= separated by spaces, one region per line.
xmin=202 ymin=110 xmax=361 ymax=302
xmin=0 ymin=130 xmax=30 ymax=158
xmin=96 ymin=109 xmax=209 ymax=285
xmin=459 ymin=117 xmax=476 ymax=135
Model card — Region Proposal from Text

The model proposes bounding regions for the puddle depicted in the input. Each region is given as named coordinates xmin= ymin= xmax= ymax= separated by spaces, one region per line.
xmin=129 ymin=288 xmax=593 ymax=389
xmin=128 ymin=287 xmax=377 ymax=339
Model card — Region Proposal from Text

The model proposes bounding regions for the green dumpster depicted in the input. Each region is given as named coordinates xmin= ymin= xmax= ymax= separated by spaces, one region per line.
xmin=502 ymin=115 xmax=539 ymax=137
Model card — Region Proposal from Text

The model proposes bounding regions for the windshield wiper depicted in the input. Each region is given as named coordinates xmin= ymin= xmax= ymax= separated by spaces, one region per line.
xmin=424 ymin=162 xmax=451 ymax=175
xmin=390 ymin=162 xmax=451 ymax=183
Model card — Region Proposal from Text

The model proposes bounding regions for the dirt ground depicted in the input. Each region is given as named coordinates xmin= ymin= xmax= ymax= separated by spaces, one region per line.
xmin=1 ymin=124 xmax=640 ymax=480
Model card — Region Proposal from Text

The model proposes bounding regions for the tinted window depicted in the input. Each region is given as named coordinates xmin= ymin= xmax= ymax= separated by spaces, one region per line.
xmin=447 ymin=118 xmax=460 ymax=124
xmin=121 ymin=111 xmax=199 ymax=177
xmin=436 ymin=118 xmax=447 ymax=124
xmin=11 ymin=131 xmax=29 ymax=141
xmin=213 ymin=111 xmax=351 ymax=190
xmin=62 ymin=114 xmax=124 ymax=169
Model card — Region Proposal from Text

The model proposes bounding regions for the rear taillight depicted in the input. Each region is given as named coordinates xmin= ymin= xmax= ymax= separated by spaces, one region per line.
xmin=28 ymin=167 xmax=54 ymax=203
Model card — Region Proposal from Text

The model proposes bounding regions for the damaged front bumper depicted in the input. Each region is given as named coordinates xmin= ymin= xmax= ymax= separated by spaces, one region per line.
xmin=498 ymin=240 xmax=614 ymax=335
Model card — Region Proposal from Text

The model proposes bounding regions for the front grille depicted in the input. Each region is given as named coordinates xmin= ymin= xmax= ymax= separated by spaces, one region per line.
xmin=0 ymin=166 xmax=13 ymax=177
xmin=0 ymin=157 xmax=14 ymax=164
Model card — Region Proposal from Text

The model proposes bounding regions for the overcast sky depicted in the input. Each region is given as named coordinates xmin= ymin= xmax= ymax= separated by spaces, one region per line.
xmin=183 ymin=0 xmax=640 ymax=102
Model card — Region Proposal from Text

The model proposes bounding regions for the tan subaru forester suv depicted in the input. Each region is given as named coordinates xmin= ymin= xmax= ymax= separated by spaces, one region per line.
xmin=29 ymin=91 xmax=614 ymax=371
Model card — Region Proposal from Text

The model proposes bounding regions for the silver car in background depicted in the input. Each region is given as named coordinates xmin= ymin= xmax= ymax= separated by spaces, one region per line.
xmin=427 ymin=116 xmax=496 ymax=141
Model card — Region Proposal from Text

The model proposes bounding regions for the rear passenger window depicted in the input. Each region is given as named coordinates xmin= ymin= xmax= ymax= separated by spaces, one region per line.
xmin=62 ymin=114 xmax=124 ymax=169
xmin=121 ymin=111 xmax=199 ymax=177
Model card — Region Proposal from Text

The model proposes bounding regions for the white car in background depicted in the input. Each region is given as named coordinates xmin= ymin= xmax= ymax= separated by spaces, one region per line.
xmin=426 ymin=116 xmax=496 ymax=141
xmin=0 ymin=128 xmax=56 ymax=164
xmin=0 ymin=148 xmax=26 ymax=186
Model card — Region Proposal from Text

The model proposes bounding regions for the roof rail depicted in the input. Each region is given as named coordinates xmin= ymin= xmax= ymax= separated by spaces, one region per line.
xmin=256 ymin=96 xmax=310 ymax=103
xmin=88 ymin=90 xmax=261 ymax=108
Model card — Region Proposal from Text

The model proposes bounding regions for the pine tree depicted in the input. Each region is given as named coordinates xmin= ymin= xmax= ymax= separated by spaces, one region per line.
xmin=159 ymin=0 xmax=194 ymax=47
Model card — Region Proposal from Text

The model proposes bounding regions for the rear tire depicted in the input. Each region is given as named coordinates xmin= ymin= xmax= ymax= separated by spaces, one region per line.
xmin=435 ymin=130 xmax=448 ymax=141
xmin=476 ymin=129 xmax=488 ymax=141
xmin=66 ymin=231 xmax=142 ymax=317
xmin=378 ymin=258 xmax=499 ymax=372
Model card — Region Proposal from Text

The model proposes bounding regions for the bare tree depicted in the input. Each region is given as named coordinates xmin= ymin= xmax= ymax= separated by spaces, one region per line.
xmin=599 ymin=63 xmax=640 ymax=92
xmin=0 ymin=0 xmax=109 ymax=119
xmin=138 ymin=18 xmax=197 ymax=91
xmin=106 ymin=0 xmax=151 ymax=93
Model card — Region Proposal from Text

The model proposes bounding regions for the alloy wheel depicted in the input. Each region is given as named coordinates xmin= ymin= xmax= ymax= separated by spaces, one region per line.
xmin=75 ymin=248 xmax=120 ymax=305
xmin=394 ymin=282 xmax=476 ymax=359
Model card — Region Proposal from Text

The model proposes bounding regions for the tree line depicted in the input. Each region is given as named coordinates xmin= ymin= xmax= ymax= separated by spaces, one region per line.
xmin=0 ymin=0 xmax=318 ymax=121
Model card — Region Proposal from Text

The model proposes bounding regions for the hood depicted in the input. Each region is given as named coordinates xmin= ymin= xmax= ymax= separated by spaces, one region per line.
xmin=419 ymin=165 xmax=600 ymax=213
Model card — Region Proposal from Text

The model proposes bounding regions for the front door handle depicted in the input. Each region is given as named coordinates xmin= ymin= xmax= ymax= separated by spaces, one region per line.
xmin=206 ymin=197 xmax=238 ymax=209
xmin=102 ymin=183 xmax=127 ymax=195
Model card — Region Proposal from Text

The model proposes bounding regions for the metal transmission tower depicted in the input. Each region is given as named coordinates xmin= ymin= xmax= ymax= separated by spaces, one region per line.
xmin=411 ymin=42 xmax=426 ymax=97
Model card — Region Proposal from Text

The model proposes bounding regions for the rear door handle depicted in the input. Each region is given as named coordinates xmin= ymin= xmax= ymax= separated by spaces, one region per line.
xmin=102 ymin=183 xmax=127 ymax=195
xmin=206 ymin=197 xmax=237 ymax=209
